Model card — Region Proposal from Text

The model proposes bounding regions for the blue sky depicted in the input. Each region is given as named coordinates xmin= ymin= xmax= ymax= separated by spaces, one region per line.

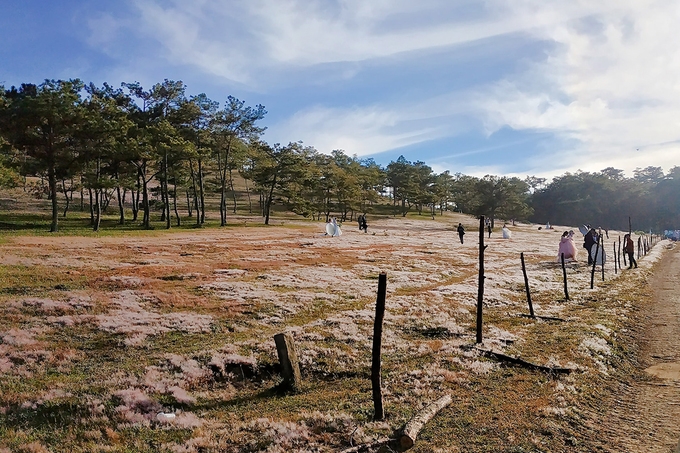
xmin=2 ymin=0 xmax=679 ymax=180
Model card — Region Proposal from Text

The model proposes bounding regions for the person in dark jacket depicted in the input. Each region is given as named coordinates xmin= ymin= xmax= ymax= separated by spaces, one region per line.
xmin=624 ymin=234 xmax=637 ymax=269
xmin=457 ymin=223 xmax=465 ymax=244
xmin=583 ymin=228 xmax=597 ymax=264
xmin=358 ymin=214 xmax=368 ymax=233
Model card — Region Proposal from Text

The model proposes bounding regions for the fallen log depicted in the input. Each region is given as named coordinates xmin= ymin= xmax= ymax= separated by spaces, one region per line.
xmin=397 ymin=394 xmax=452 ymax=450
xmin=340 ymin=395 xmax=453 ymax=453
xmin=475 ymin=348 xmax=572 ymax=374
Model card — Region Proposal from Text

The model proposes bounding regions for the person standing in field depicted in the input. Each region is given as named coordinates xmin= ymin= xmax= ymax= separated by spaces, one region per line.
xmin=624 ymin=234 xmax=638 ymax=269
xmin=557 ymin=231 xmax=577 ymax=261
xmin=583 ymin=228 xmax=597 ymax=264
xmin=457 ymin=223 xmax=465 ymax=244
xmin=358 ymin=214 xmax=368 ymax=233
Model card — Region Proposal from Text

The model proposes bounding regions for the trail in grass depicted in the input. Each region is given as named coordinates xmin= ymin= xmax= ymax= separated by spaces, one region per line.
xmin=603 ymin=244 xmax=680 ymax=452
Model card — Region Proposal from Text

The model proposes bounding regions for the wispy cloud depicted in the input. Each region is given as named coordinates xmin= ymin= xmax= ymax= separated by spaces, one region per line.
xmin=267 ymin=104 xmax=442 ymax=155
xmin=473 ymin=1 xmax=680 ymax=175
xmin=79 ymin=0 xmax=680 ymax=178
xmin=118 ymin=0 xmax=609 ymax=85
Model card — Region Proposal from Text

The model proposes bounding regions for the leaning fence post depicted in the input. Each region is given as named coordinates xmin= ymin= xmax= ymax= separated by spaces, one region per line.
xmin=371 ymin=272 xmax=387 ymax=421
xmin=521 ymin=252 xmax=534 ymax=316
xmin=274 ymin=332 xmax=302 ymax=393
xmin=561 ymin=253 xmax=570 ymax=300
xmin=476 ymin=216 xmax=486 ymax=344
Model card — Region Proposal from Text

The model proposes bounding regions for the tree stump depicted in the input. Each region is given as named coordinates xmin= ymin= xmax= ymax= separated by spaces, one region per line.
xmin=274 ymin=332 xmax=302 ymax=392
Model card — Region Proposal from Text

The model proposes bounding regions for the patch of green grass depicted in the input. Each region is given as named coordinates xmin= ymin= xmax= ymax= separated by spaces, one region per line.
xmin=0 ymin=264 xmax=88 ymax=296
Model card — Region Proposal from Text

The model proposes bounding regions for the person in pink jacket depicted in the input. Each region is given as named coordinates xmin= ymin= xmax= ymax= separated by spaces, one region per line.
xmin=557 ymin=230 xmax=577 ymax=261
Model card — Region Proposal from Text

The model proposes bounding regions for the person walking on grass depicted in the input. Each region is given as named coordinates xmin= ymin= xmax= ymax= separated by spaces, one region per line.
xmin=457 ymin=223 xmax=465 ymax=244
xmin=624 ymin=233 xmax=638 ymax=269
xmin=358 ymin=214 xmax=368 ymax=233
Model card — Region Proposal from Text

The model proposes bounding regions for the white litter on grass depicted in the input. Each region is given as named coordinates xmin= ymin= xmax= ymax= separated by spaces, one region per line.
xmin=157 ymin=412 xmax=176 ymax=422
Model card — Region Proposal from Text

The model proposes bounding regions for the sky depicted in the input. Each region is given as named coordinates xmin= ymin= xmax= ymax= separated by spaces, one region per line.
xmin=1 ymin=0 xmax=679 ymax=181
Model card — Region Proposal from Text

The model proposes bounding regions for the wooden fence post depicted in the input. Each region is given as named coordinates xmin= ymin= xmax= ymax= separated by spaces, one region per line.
xmin=274 ymin=332 xmax=302 ymax=393
xmin=371 ymin=272 xmax=387 ymax=421
xmin=521 ymin=252 xmax=534 ymax=316
xmin=590 ymin=238 xmax=600 ymax=289
xmin=476 ymin=216 xmax=486 ymax=344
xmin=601 ymin=237 xmax=605 ymax=281
xmin=613 ymin=242 xmax=617 ymax=274
xmin=620 ymin=235 xmax=626 ymax=268
xmin=561 ymin=253 xmax=570 ymax=300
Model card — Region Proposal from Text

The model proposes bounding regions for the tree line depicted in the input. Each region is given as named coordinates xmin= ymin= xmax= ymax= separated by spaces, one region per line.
xmin=0 ymin=79 xmax=678 ymax=233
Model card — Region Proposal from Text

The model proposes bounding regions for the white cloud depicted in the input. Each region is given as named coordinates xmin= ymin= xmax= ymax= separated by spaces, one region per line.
xmin=120 ymin=0 xmax=612 ymax=84
xmin=266 ymin=104 xmax=451 ymax=155
xmin=473 ymin=0 xmax=680 ymax=176
xmin=86 ymin=0 xmax=680 ymax=178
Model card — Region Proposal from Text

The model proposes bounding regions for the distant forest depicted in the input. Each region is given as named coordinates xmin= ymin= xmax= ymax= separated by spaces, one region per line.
xmin=1 ymin=79 xmax=678 ymax=233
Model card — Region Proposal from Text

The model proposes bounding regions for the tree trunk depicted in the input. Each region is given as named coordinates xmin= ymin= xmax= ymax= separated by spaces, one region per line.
xmin=102 ymin=189 xmax=113 ymax=212
xmin=132 ymin=170 xmax=141 ymax=221
xmin=264 ymin=175 xmax=277 ymax=225
xmin=186 ymin=189 xmax=193 ymax=217
xmin=229 ymin=169 xmax=237 ymax=214
xmin=173 ymin=181 xmax=180 ymax=227
xmin=117 ymin=186 xmax=125 ymax=225
xmin=160 ymin=167 xmax=166 ymax=223
xmin=48 ymin=162 xmax=59 ymax=232
xmin=93 ymin=157 xmax=101 ymax=232
xmin=198 ymin=159 xmax=205 ymax=224
xmin=88 ymin=188 xmax=94 ymax=225
xmin=164 ymin=154 xmax=171 ymax=230
xmin=220 ymin=182 xmax=227 ymax=226
xmin=219 ymin=154 xmax=228 ymax=226
xmin=61 ymin=179 xmax=70 ymax=218
xmin=188 ymin=158 xmax=200 ymax=225
xmin=142 ymin=168 xmax=150 ymax=229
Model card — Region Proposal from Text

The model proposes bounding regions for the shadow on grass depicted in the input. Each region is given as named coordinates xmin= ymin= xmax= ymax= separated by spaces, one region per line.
xmin=0 ymin=212 xmax=256 ymax=235
xmin=0 ymin=399 xmax=90 ymax=430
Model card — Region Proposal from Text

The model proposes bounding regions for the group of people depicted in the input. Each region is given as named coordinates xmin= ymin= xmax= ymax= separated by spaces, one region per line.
xmin=324 ymin=214 xmax=368 ymax=237
xmin=456 ymin=221 xmax=511 ymax=244
xmin=327 ymin=215 xmax=638 ymax=271
xmin=557 ymin=225 xmax=637 ymax=269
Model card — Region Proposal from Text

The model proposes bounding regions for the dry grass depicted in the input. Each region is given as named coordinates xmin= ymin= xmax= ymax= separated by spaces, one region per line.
xmin=0 ymin=211 xmax=668 ymax=452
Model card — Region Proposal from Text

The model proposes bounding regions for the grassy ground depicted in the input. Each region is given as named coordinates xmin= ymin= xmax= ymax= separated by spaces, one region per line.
xmin=0 ymin=190 xmax=666 ymax=452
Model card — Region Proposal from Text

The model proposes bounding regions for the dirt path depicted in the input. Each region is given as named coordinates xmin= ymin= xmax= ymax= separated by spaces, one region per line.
xmin=605 ymin=244 xmax=680 ymax=452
